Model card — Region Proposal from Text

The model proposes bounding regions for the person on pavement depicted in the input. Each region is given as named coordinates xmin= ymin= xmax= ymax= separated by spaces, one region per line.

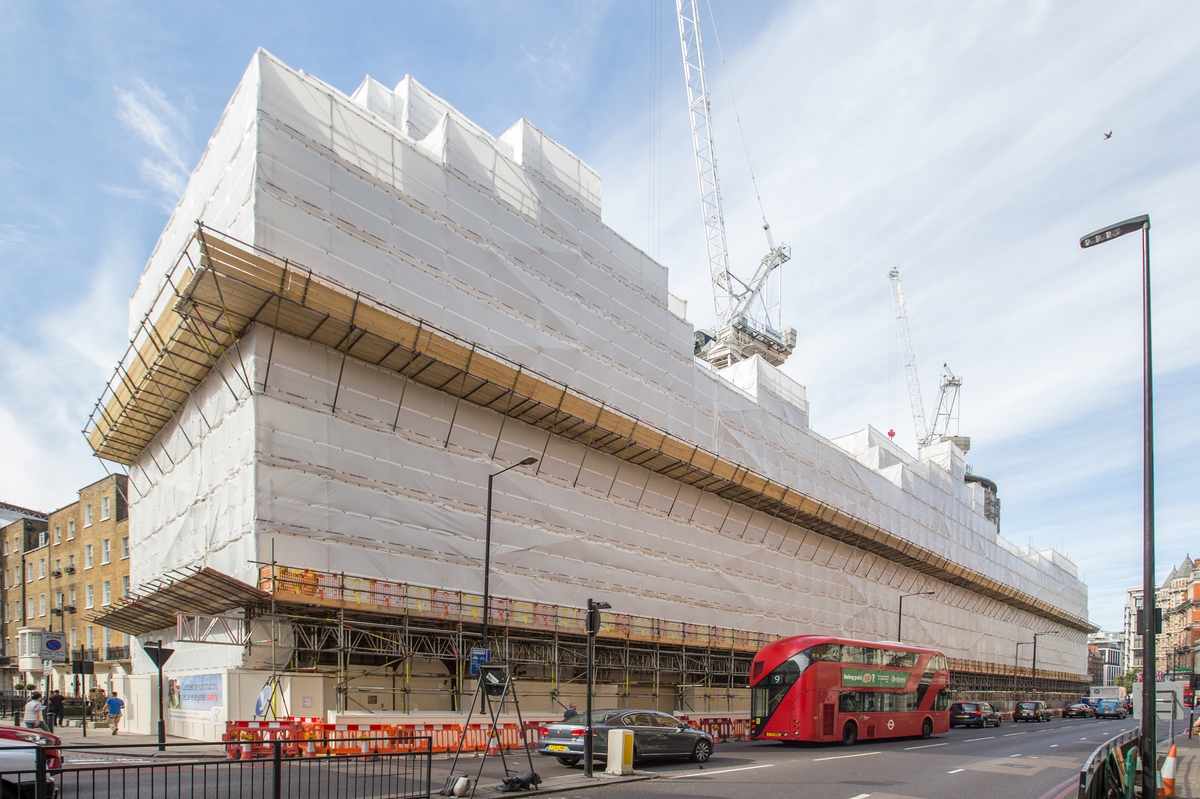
xmin=23 ymin=692 xmax=46 ymax=731
xmin=46 ymin=690 xmax=65 ymax=730
xmin=105 ymin=691 xmax=125 ymax=735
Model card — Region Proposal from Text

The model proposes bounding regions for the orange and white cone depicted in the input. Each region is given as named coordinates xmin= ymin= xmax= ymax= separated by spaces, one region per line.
xmin=487 ymin=731 xmax=501 ymax=757
xmin=1161 ymin=743 xmax=1177 ymax=797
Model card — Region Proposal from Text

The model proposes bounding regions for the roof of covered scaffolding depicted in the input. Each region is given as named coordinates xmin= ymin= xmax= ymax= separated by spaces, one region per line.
xmin=90 ymin=565 xmax=271 ymax=636
xmin=83 ymin=226 xmax=1094 ymax=633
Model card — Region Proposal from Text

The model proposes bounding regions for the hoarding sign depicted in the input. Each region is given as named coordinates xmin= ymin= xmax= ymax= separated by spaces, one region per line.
xmin=167 ymin=673 xmax=224 ymax=722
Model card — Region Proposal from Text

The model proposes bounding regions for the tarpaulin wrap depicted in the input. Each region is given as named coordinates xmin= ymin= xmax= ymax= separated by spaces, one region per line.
xmin=124 ymin=49 xmax=1088 ymax=678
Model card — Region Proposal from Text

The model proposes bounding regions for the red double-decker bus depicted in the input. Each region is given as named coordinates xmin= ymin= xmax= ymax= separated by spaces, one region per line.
xmin=749 ymin=635 xmax=951 ymax=745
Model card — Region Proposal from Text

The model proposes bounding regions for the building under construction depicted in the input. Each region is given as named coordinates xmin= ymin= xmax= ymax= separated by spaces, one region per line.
xmin=84 ymin=51 xmax=1092 ymax=739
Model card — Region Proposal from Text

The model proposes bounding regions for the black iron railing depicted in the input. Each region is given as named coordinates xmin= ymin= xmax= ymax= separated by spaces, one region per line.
xmin=0 ymin=736 xmax=433 ymax=799
xmin=102 ymin=645 xmax=130 ymax=661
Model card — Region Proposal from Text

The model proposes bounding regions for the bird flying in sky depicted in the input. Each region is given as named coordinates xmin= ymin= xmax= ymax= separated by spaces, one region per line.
xmin=1103 ymin=131 xmax=1113 ymax=139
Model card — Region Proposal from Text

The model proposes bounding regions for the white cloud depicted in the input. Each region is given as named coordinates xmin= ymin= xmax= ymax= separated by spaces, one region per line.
xmin=596 ymin=1 xmax=1200 ymax=630
xmin=115 ymin=79 xmax=191 ymax=200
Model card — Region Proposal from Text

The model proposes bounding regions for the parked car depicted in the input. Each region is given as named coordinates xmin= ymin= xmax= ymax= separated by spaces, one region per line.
xmin=0 ymin=737 xmax=58 ymax=798
xmin=1064 ymin=703 xmax=1095 ymax=719
xmin=0 ymin=728 xmax=61 ymax=770
xmin=1013 ymin=700 xmax=1052 ymax=722
xmin=949 ymin=702 xmax=1002 ymax=728
xmin=1095 ymin=700 xmax=1128 ymax=719
xmin=538 ymin=710 xmax=714 ymax=766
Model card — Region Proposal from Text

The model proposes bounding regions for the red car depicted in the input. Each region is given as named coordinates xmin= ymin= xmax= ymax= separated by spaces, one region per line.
xmin=0 ymin=726 xmax=62 ymax=770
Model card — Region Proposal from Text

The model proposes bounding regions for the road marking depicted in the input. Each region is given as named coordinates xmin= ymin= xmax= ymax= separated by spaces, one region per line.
xmin=964 ymin=736 xmax=994 ymax=742
xmin=813 ymin=751 xmax=882 ymax=762
xmin=1080 ymin=738 xmax=1087 ymax=740
xmin=847 ymin=794 xmax=871 ymax=799
xmin=666 ymin=764 xmax=775 ymax=780
xmin=948 ymin=768 xmax=965 ymax=774
xmin=1050 ymin=744 xmax=1059 ymax=748
xmin=904 ymin=742 xmax=949 ymax=750
xmin=1010 ymin=754 xmax=1022 ymax=758
xmin=1003 ymin=732 xmax=1026 ymax=737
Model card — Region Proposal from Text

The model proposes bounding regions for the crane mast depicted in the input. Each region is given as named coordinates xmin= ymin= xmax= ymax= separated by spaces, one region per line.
xmin=888 ymin=268 xmax=929 ymax=443
xmin=889 ymin=267 xmax=965 ymax=449
xmin=676 ymin=0 xmax=796 ymax=369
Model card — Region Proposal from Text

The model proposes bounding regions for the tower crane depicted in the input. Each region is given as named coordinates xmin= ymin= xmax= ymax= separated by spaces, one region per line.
xmin=888 ymin=267 xmax=964 ymax=449
xmin=676 ymin=0 xmax=797 ymax=370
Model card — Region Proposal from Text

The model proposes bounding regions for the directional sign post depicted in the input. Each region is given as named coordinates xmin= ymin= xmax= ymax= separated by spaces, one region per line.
xmin=146 ymin=641 xmax=175 ymax=752
xmin=469 ymin=647 xmax=491 ymax=676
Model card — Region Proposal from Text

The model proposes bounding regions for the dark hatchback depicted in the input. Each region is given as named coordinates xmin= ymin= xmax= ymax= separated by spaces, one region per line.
xmin=1013 ymin=700 xmax=1053 ymax=722
xmin=537 ymin=710 xmax=714 ymax=766
xmin=949 ymin=702 xmax=1001 ymax=728
xmin=1064 ymin=703 xmax=1095 ymax=718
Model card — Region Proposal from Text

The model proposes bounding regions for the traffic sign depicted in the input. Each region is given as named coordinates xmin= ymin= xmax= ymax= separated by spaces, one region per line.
xmin=146 ymin=645 xmax=174 ymax=669
xmin=40 ymin=632 xmax=66 ymax=663
xmin=470 ymin=647 xmax=491 ymax=676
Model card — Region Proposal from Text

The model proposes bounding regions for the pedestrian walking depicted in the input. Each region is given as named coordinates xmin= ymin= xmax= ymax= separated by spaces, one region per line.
xmin=105 ymin=691 xmax=125 ymax=735
xmin=46 ymin=690 xmax=65 ymax=731
xmin=23 ymin=692 xmax=46 ymax=731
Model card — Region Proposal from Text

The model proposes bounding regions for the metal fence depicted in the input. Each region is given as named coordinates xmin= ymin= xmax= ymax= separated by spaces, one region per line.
xmin=1077 ymin=727 xmax=1145 ymax=799
xmin=0 ymin=737 xmax=432 ymax=799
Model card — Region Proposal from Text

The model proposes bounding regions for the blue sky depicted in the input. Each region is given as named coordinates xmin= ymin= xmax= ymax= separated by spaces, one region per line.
xmin=1 ymin=1 xmax=1196 ymax=631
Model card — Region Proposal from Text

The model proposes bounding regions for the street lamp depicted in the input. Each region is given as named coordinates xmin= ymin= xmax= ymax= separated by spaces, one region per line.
xmin=1014 ymin=641 xmax=1033 ymax=701
xmin=1081 ymin=214 xmax=1155 ymax=799
xmin=584 ymin=598 xmax=611 ymax=778
xmin=897 ymin=591 xmax=935 ymax=642
xmin=480 ymin=457 xmax=538 ymax=653
xmin=1031 ymin=632 xmax=1058 ymax=696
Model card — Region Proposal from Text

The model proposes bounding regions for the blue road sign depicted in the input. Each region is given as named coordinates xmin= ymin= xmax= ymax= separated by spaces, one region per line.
xmin=470 ymin=648 xmax=491 ymax=676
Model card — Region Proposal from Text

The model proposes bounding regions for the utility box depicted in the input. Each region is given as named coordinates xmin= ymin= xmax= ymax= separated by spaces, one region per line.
xmin=605 ymin=728 xmax=634 ymax=775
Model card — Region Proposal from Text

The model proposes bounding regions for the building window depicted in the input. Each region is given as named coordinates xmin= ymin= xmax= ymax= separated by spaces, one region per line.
xmin=53 ymin=559 xmax=60 ymax=574
xmin=53 ymin=527 xmax=61 ymax=545
xmin=86 ymin=627 xmax=94 ymax=648
xmin=101 ymin=496 xmax=111 ymax=521
xmin=68 ymin=629 xmax=76 ymax=650
xmin=38 ymin=559 xmax=45 ymax=579
xmin=38 ymin=530 xmax=47 ymax=548
xmin=85 ymin=545 xmax=93 ymax=569
xmin=84 ymin=504 xmax=93 ymax=527
xmin=55 ymin=592 xmax=63 ymax=610
xmin=67 ymin=521 xmax=75 ymax=540
xmin=25 ymin=563 xmax=33 ymax=583
xmin=68 ymin=587 xmax=76 ymax=606
xmin=85 ymin=585 xmax=94 ymax=609
xmin=101 ymin=540 xmax=111 ymax=565
xmin=121 ymin=537 xmax=129 ymax=559
xmin=102 ymin=581 xmax=111 ymax=606
xmin=121 ymin=576 xmax=130 ymax=598
xmin=1 ymin=540 xmax=5 ymax=555
xmin=67 ymin=554 xmax=74 ymax=571
xmin=38 ymin=595 xmax=46 ymax=617
xmin=2 ymin=569 xmax=6 ymax=589
xmin=103 ymin=627 xmax=111 ymax=648
xmin=27 ymin=598 xmax=34 ymax=619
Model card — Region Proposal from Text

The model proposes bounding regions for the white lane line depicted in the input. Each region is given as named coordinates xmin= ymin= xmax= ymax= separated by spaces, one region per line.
xmin=1051 ymin=744 xmax=1059 ymax=748
xmin=666 ymin=764 xmax=775 ymax=780
xmin=847 ymin=794 xmax=871 ymax=799
xmin=904 ymin=742 xmax=949 ymax=750
xmin=1080 ymin=738 xmax=1088 ymax=740
xmin=813 ymin=751 xmax=882 ymax=762
xmin=963 ymin=736 xmax=994 ymax=742
xmin=1003 ymin=732 xmax=1026 ymax=737
xmin=1009 ymin=754 xmax=1021 ymax=758
xmin=948 ymin=768 xmax=965 ymax=774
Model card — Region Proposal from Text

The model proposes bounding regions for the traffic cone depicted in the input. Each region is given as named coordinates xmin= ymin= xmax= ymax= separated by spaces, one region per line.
xmin=487 ymin=731 xmax=501 ymax=757
xmin=1161 ymin=744 xmax=1177 ymax=796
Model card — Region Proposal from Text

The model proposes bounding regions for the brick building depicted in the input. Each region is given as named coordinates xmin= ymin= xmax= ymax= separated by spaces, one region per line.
xmin=0 ymin=475 xmax=132 ymax=694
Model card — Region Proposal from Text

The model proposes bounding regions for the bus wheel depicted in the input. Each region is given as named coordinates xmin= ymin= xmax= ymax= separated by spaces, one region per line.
xmin=841 ymin=721 xmax=858 ymax=746
xmin=921 ymin=718 xmax=933 ymax=739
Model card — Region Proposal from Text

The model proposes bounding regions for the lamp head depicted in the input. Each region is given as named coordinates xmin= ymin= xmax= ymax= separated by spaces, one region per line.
xmin=518 ymin=457 xmax=538 ymax=466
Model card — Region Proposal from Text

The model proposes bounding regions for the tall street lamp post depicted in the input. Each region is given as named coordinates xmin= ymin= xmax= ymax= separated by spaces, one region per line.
xmin=1031 ymin=632 xmax=1057 ymax=696
xmin=897 ymin=591 xmax=935 ymax=642
xmin=1081 ymin=214 xmax=1154 ymax=799
xmin=1014 ymin=641 xmax=1032 ymax=701
xmin=480 ymin=457 xmax=538 ymax=653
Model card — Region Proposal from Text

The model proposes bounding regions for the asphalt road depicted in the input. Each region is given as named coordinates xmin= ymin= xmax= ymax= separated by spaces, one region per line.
xmin=488 ymin=716 xmax=1186 ymax=799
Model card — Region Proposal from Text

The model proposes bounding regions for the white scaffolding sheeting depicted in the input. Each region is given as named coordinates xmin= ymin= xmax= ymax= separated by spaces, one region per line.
xmin=110 ymin=49 xmax=1088 ymax=679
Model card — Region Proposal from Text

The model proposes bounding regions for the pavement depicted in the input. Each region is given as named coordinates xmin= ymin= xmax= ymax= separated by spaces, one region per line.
xmin=14 ymin=722 xmax=229 ymax=760
xmin=1168 ymin=728 xmax=1200 ymax=798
